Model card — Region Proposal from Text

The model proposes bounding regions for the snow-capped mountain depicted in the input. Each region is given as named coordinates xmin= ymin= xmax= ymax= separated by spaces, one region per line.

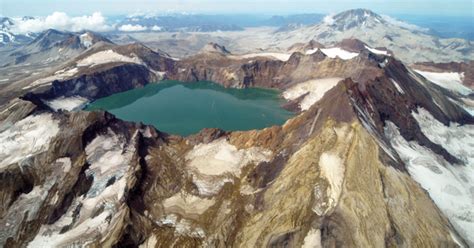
xmin=323 ymin=9 xmax=389 ymax=31
xmin=0 ymin=17 xmax=36 ymax=46
xmin=1 ymin=29 xmax=113 ymax=67
xmin=273 ymin=9 xmax=473 ymax=63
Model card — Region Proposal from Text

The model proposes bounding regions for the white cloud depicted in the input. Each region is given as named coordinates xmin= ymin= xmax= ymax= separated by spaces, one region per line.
xmin=118 ymin=24 xmax=148 ymax=32
xmin=322 ymin=14 xmax=335 ymax=25
xmin=381 ymin=15 xmax=428 ymax=32
xmin=151 ymin=25 xmax=162 ymax=31
xmin=11 ymin=12 xmax=113 ymax=34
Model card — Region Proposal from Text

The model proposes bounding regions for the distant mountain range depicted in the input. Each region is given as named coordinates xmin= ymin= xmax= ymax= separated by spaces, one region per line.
xmin=1 ymin=29 xmax=112 ymax=67
xmin=271 ymin=9 xmax=473 ymax=63
xmin=1 ymin=9 xmax=472 ymax=66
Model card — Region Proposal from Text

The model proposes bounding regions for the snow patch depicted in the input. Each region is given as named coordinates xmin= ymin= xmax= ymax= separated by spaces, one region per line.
xmin=365 ymin=45 xmax=390 ymax=56
xmin=56 ymin=157 xmax=72 ymax=173
xmin=232 ymin=52 xmax=291 ymax=61
xmin=305 ymin=48 xmax=319 ymax=55
xmin=415 ymin=70 xmax=471 ymax=96
xmin=186 ymin=138 xmax=272 ymax=177
xmin=384 ymin=121 xmax=474 ymax=246
xmin=302 ymin=228 xmax=322 ymax=248
xmin=76 ymin=50 xmax=143 ymax=67
xmin=283 ymin=78 xmax=342 ymax=110
xmin=0 ymin=114 xmax=59 ymax=168
xmin=320 ymin=47 xmax=359 ymax=60
xmin=192 ymin=175 xmax=233 ymax=196
xmin=79 ymin=33 xmax=93 ymax=48
xmin=45 ymin=96 xmax=88 ymax=111
xmin=390 ymin=79 xmax=405 ymax=94
xmin=318 ymin=152 xmax=345 ymax=212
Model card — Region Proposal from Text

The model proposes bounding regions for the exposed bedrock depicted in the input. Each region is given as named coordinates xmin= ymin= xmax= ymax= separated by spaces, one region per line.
xmin=1 ymin=39 xmax=472 ymax=247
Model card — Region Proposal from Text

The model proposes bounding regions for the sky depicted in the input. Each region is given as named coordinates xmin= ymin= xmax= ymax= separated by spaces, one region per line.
xmin=1 ymin=0 xmax=473 ymax=17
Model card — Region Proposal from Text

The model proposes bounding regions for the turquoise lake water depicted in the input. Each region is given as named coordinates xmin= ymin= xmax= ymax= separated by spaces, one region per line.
xmin=85 ymin=81 xmax=294 ymax=136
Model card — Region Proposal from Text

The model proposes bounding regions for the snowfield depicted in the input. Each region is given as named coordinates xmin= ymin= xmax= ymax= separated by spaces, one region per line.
xmin=305 ymin=47 xmax=359 ymax=60
xmin=29 ymin=130 xmax=138 ymax=247
xmin=231 ymin=52 xmax=292 ymax=61
xmin=283 ymin=78 xmax=343 ymax=110
xmin=76 ymin=50 xmax=144 ymax=67
xmin=185 ymin=138 xmax=272 ymax=196
xmin=415 ymin=70 xmax=471 ymax=96
xmin=45 ymin=96 xmax=89 ymax=111
xmin=413 ymin=107 xmax=474 ymax=165
xmin=186 ymin=138 xmax=272 ymax=177
xmin=318 ymin=152 xmax=345 ymax=213
xmin=302 ymin=228 xmax=322 ymax=248
xmin=385 ymin=119 xmax=474 ymax=247
xmin=365 ymin=45 xmax=390 ymax=56
xmin=0 ymin=114 xmax=59 ymax=168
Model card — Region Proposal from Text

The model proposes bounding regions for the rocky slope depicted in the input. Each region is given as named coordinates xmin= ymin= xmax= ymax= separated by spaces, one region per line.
xmin=0 ymin=37 xmax=473 ymax=247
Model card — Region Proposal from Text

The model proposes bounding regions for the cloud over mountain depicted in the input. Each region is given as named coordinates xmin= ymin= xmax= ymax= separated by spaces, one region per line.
xmin=118 ymin=24 xmax=148 ymax=32
xmin=11 ymin=12 xmax=113 ymax=34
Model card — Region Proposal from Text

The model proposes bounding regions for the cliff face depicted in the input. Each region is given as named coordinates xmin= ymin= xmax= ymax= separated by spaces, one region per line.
xmin=169 ymin=49 xmax=383 ymax=89
xmin=41 ymin=63 xmax=161 ymax=100
xmin=0 ymin=40 xmax=473 ymax=247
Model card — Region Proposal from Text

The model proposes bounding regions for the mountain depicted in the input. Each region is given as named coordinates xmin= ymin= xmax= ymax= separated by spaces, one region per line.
xmin=0 ymin=29 xmax=114 ymax=88
xmin=1 ymin=29 xmax=113 ymax=67
xmin=272 ymin=9 xmax=473 ymax=63
xmin=0 ymin=17 xmax=36 ymax=46
xmin=0 ymin=35 xmax=473 ymax=246
xmin=322 ymin=8 xmax=389 ymax=31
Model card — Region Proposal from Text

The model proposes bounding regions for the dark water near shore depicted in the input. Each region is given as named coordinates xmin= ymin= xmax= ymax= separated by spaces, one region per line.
xmin=85 ymin=80 xmax=294 ymax=136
